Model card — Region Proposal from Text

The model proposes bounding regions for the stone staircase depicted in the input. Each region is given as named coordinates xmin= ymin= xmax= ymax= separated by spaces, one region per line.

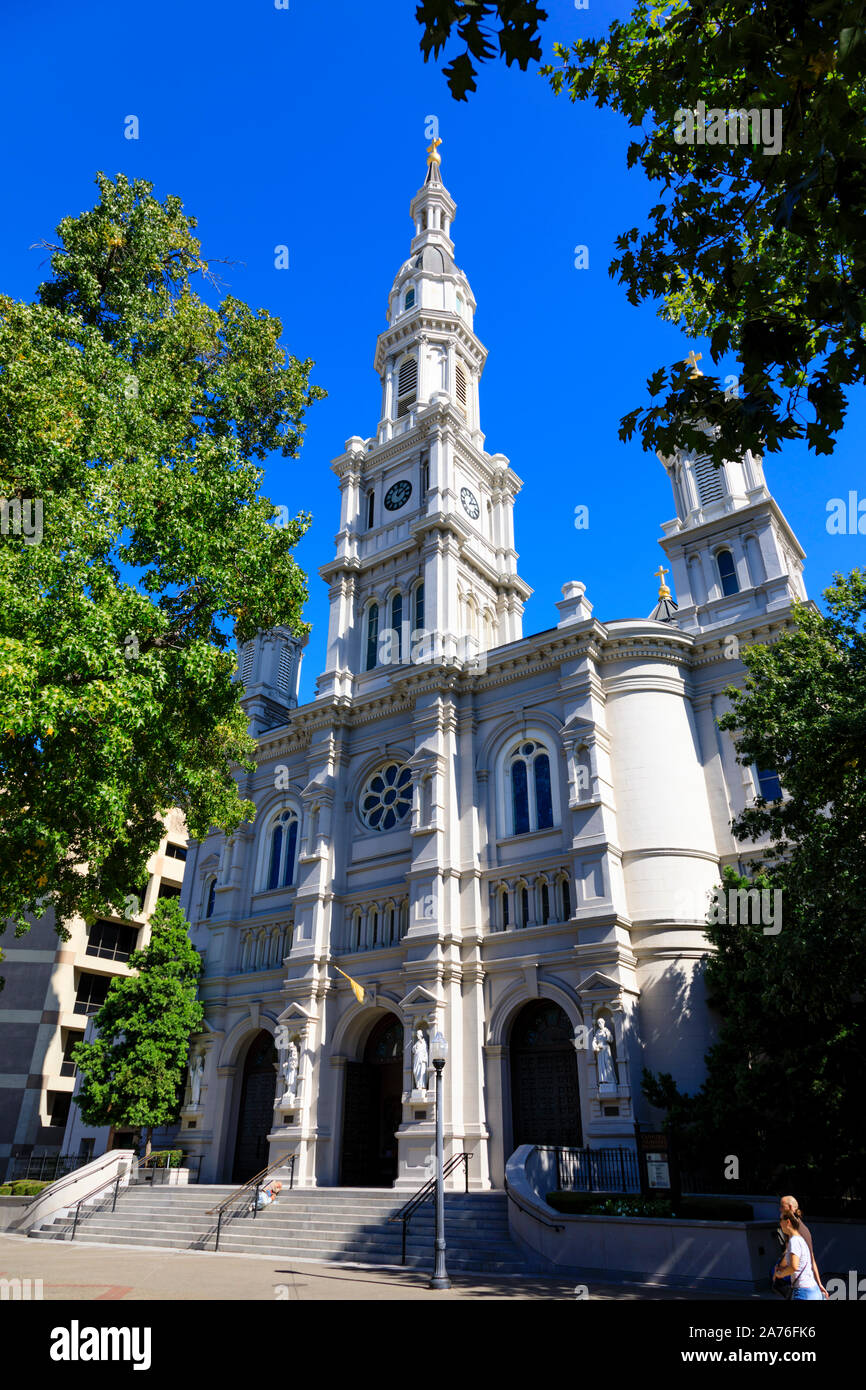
xmin=29 ymin=1184 xmax=532 ymax=1275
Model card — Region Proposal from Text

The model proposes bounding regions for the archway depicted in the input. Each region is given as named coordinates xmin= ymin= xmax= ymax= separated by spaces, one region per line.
xmin=232 ymin=1030 xmax=277 ymax=1183
xmin=510 ymin=1000 xmax=582 ymax=1148
xmin=340 ymin=1013 xmax=403 ymax=1187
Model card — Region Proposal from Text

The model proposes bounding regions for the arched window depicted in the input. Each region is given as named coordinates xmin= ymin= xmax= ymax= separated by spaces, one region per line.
xmin=391 ymin=592 xmax=403 ymax=663
xmin=205 ymin=877 xmax=216 ymax=919
xmin=540 ymin=880 xmax=550 ymax=925
xmin=265 ymin=810 xmax=299 ymax=891
xmin=397 ymin=357 xmax=417 ymax=417
xmin=756 ymin=767 xmax=783 ymax=802
xmin=414 ymin=581 xmax=425 ymax=635
xmin=508 ymin=739 xmax=555 ymax=835
xmin=456 ymin=293 xmax=464 ymax=318
xmin=365 ymin=603 xmax=379 ymax=671
xmin=455 ymin=362 xmax=467 ymax=413
xmin=367 ymin=490 xmax=375 ymax=529
xmin=716 ymin=549 xmax=739 ymax=596
xmin=420 ymin=458 xmax=429 ymax=494
xmin=404 ymin=286 xmax=415 ymax=310
xmin=560 ymin=876 xmax=572 ymax=921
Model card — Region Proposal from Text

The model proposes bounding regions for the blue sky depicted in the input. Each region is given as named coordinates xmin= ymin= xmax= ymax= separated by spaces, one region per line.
xmin=2 ymin=0 xmax=863 ymax=702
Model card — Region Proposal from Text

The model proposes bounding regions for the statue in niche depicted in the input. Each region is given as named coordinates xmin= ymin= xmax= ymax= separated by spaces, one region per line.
xmin=280 ymin=1040 xmax=299 ymax=1099
xmin=188 ymin=1052 xmax=205 ymax=1107
xmin=412 ymin=1030 xmax=429 ymax=1092
xmin=592 ymin=1017 xmax=618 ymax=1086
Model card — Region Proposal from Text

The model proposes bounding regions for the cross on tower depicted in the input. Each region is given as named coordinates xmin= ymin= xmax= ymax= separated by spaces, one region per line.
xmin=426 ymin=136 xmax=442 ymax=166
xmin=654 ymin=564 xmax=671 ymax=594
xmin=685 ymin=350 xmax=703 ymax=378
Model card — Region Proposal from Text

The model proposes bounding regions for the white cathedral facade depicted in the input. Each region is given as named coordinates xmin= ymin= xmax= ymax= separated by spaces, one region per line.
xmin=178 ymin=147 xmax=807 ymax=1191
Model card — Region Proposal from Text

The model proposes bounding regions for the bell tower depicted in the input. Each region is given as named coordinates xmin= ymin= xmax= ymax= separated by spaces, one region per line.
xmin=317 ymin=142 xmax=531 ymax=700
xmin=656 ymin=438 xmax=806 ymax=634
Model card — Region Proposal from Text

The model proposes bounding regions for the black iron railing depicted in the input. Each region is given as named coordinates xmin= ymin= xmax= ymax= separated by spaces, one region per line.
xmin=540 ymin=1145 xmax=641 ymax=1194
xmin=389 ymin=1152 xmax=471 ymax=1265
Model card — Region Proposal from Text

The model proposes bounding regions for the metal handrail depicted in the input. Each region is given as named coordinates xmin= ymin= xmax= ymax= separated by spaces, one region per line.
xmin=22 ymin=1149 xmax=134 ymax=1206
xmin=207 ymin=1153 xmax=296 ymax=1252
xmin=388 ymin=1152 xmax=471 ymax=1265
xmin=69 ymin=1167 xmax=130 ymax=1240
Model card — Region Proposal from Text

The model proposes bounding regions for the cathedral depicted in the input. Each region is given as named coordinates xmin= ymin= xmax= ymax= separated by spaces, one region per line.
xmin=178 ymin=143 xmax=807 ymax=1191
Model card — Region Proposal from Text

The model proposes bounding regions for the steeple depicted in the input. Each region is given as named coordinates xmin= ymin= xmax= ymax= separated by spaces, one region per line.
xmin=316 ymin=143 xmax=531 ymax=700
xmin=657 ymin=437 xmax=806 ymax=634
xmin=376 ymin=141 xmax=482 ymax=442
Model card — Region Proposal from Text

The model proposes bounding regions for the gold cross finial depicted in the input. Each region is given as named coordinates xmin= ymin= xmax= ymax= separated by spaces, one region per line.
xmin=426 ymin=136 xmax=442 ymax=166
xmin=685 ymin=349 xmax=703 ymax=378
xmin=654 ymin=564 xmax=671 ymax=598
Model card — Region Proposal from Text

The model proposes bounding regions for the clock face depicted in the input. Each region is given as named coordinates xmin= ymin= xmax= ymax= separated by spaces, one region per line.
xmin=384 ymin=478 xmax=412 ymax=511
xmin=460 ymin=486 xmax=480 ymax=520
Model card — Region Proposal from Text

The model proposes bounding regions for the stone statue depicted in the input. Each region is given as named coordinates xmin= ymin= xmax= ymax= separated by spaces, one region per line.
xmin=281 ymin=1040 xmax=299 ymax=1098
xmin=592 ymin=1018 xmax=617 ymax=1086
xmin=189 ymin=1052 xmax=205 ymax=1107
xmin=412 ymin=1030 xmax=429 ymax=1092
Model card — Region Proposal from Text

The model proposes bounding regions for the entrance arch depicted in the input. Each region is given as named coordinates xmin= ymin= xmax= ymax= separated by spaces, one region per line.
xmin=510 ymin=1000 xmax=581 ymax=1148
xmin=232 ymin=1030 xmax=277 ymax=1182
xmin=340 ymin=1013 xmax=403 ymax=1186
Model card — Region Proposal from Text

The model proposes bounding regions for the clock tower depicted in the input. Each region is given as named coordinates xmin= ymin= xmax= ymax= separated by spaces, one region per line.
xmin=317 ymin=143 xmax=531 ymax=700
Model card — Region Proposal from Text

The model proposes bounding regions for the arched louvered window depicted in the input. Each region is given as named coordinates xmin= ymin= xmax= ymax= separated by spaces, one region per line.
xmin=366 ymin=603 xmax=379 ymax=671
xmin=455 ymin=362 xmax=467 ymax=413
xmin=420 ymin=458 xmax=429 ymax=494
xmin=397 ymin=357 xmax=417 ymax=417
xmin=693 ymin=452 xmax=725 ymax=505
xmin=205 ymin=877 xmax=217 ymax=919
xmin=391 ymin=592 xmax=403 ymax=662
xmin=367 ymin=490 xmax=375 ymax=529
xmin=508 ymin=740 xmax=555 ymax=836
xmin=716 ymin=549 xmax=739 ymax=596
xmin=239 ymin=644 xmax=254 ymax=683
xmin=276 ymin=645 xmax=293 ymax=693
xmin=404 ymin=287 xmax=415 ymax=310
xmin=413 ymin=581 xmax=425 ymax=635
xmin=266 ymin=810 xmax=299 ymax=891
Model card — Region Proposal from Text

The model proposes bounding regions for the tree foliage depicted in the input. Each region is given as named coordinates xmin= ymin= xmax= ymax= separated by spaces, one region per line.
xmin=417 ymin=0 xmax=866 ymax=468
xmin=0 ymin=174 xmax=324 ymax=946
xmin=416 ymin=1 xmax=548 ymax=99
xmin=72 ymin=899 xmax=204 ymax=1147
xmin=644 ymin=571 xmax=866 ymax=1197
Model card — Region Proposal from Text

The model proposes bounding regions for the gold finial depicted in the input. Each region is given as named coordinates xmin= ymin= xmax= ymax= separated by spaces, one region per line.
xmin=654 ymin=564 xmax=672 ymax=598
xmin=426 ymin=136 xmax=442 ymax=167
xmin=685 ymin=349 xmax=703 ymax=378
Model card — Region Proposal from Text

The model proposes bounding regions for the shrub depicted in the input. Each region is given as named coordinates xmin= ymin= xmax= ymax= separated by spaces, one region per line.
xmin=545 ymin=1191 xmax=755 ymax=1220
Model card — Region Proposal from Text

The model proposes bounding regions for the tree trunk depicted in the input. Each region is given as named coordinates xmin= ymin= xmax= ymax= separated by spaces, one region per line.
xmin=107 ymin=1124 xmax=116 ymax=1151
xmin=145 ymin=1127 xmax=153 ymax=1159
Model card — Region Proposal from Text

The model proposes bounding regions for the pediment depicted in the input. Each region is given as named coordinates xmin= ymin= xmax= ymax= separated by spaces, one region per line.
xmin=398 ymin=984 xmax=440 ymax=1011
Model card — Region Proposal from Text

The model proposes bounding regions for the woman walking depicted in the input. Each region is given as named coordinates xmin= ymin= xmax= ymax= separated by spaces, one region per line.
xmin=775 ymin=1212 xmax=823 ymax=1300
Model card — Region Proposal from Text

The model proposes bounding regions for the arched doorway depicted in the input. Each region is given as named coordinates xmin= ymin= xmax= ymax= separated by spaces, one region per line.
xmin=510 ymin=1000 xmax=582 ymax=1148
xmin=232 ymin=1030 xmax=277 ymax=1183
xmin=340 ymin=1013 xmax=403 ymax=1186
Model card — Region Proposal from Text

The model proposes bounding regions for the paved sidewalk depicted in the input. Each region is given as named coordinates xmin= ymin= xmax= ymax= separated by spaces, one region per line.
xmin=0 ymin=1234 xmax=771 ymax=1301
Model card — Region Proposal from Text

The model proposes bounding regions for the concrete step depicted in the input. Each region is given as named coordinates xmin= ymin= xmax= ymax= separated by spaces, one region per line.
xmin=30 ymin=1185 xmax=528 ymax=1273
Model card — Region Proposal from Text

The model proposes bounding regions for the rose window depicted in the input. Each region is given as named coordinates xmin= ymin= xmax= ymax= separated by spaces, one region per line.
xmin=361 ymin=761 xmax=413 ymax=831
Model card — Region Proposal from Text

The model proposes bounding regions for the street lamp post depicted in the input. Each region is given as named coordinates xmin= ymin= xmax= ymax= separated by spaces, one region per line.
xmin=429 ymin=1028 xmax=450 ymax=1290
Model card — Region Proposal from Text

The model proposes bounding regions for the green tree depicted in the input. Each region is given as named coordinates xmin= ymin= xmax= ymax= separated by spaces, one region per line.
xmin=417 ymin=1 xmax=866 ymax=468
xmin=72 ymin=899 xmax=204 ymax=1156
xmin=0 ymin=173 xmax=324 ymax=954
xmin=644 ymin=571 xmax=866 ymax=1197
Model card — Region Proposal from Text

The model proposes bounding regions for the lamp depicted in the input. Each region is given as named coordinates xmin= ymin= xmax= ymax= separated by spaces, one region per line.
xmin=429 ymin=1026 xmax=450 ymax=1289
